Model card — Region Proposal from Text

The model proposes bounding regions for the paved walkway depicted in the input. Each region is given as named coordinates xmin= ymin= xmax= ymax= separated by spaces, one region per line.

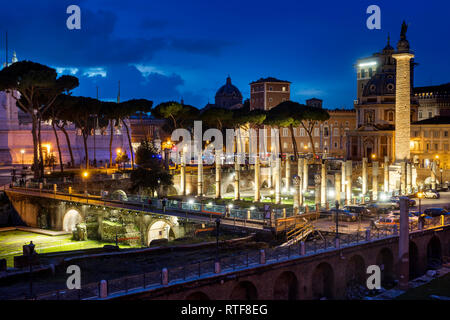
xmin=6 ymin=187 xmax=266 ymax=231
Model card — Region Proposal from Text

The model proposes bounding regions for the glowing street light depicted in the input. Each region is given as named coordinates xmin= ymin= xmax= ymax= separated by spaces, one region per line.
xmin=20 ymin=149 xmax=25 ymax=166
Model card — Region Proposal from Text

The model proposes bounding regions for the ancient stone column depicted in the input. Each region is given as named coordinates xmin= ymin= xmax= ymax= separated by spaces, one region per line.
xmin=398 ymin=197 xmax=410 ymax=290
xmin=268 ymin=157 xmax=273 ymax=189
xmin=321 ymin=160 xmax=327 ymax=206
xmin=335 ymin=172 xmax=341 ymax=204
xmin=303 ymin=158 xmax=308 ymax=192
xmin=362 ymin=157 xmax=368 ymax=196
xmin=372 ymin=161 xmax=379 ymax=201
xmin=384 ymin=156 xmax=390 ymax=193
xmin=341 ymin=161 xmax=346 ymax=193
xmin=197 ymin=150 xmax=203 ymax=197
xmin=254 ymin=155 xmax=261 ymax=202
xmin=298 ymin=158 xmax=304 ymax=189
xmin=215 ymin=150 xmax=221 ymax=199
xmin=407 ymin=161 xmax=412 ymax=193
xmin=314 ymin=174 xmax=321 ymax=208
xmin=400 ymin=161 xmax=407 ymax=195
xmin=431 ymin=161 xmax=437 ymax=190
xmin=275 ymin=156 xmax=281 ymax=204
xmin=234 ymin=154 xmax=240 ymax=200
xmin=180 ymin=151 xmax=186 ymax=196
xmin=293 ymin=176 xmax=303 ymax=209
xmin=285 ymin=155 xmax=291 ymax=192
xmin=346 ymin=160 xmax=352 ymax=204
xmin=392 ymin=51 xmax=414 ymax=162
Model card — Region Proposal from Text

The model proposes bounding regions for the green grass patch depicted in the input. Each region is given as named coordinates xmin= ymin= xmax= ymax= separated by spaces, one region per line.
xmin=396 ymin=272 xmax=450 ymax=300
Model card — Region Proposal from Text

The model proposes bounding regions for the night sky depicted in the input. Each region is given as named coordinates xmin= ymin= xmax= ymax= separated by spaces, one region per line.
xmin=1 ymin=0 xmax=449 ymax=109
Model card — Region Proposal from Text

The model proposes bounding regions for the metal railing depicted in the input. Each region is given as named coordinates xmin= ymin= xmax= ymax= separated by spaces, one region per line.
xmin=29 ymin=217 xmax=450 ymax=301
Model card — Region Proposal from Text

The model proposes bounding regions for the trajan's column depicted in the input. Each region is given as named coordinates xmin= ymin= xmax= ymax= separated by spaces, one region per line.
xmin=392 ymin=21 xmax=414 ymax=162
xmin=391 ymin=22 xmax=415 ymax=193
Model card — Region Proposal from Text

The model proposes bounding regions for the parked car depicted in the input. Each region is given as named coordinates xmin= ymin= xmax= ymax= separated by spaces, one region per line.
xmin=389 ymin=197 xmax=416 ymax=207
xmin=424 ymin=190 xmax=440 ymax=199
xmin=375 ymin=216 xmax=398 ymax=228
xmin=329 ymin=209 xmax=358 ymax=222
xmin=344 ymin=205 xmax=370 ymax=217
xmin=366 ymin=202 xmax=399 ymax=215
xmin=423 ymin=208 xmax=449 ymax=217
xmin=387 ymin=211 xmax=419 ymax=222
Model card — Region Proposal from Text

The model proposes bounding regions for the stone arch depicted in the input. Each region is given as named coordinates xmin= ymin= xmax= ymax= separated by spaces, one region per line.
xmin=261 ymin=179 xmax=269 ymax=189
xmin=427 ymin=236 xmax=442 ymax=269
xmin=111 ymin=189 xmax=128 ymax=201
xmin=345 ymin=254 xmax=366 ymax=292
xmin=225 ymin=184 xmax=234 ymax=194
xmin=312 ymin=262 xmax=334 ymax=299
xmin=147 ymin=219 xmax=176 ymax=245
xmin=205 ymin=183 xmax=215 ymax=195
xmin=273 ymin=271 xmax=298 ymax=300
xmin=376 ymin=247 xmax=395 ymax=288
xmin=62 ymin=208 xmax=83 ymax=232
xmin=185 ymin=291 xmax=210 ymax=300
xmin=229 ymin=281 xmax=258 ymax=300
xmin=167 ymin=185 xmax=178 ymax=196
xmin=409 ymin=240 xmax=420 ymax=279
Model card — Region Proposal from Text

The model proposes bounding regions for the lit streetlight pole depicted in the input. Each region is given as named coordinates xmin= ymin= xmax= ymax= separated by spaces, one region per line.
xmin=20 ymin=149 xmax=25 ymax=166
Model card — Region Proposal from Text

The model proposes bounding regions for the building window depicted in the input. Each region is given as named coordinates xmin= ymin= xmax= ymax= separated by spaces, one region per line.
xmin=300 ymin=128 xmax=305 ymax=136
xmin=283 ymin=142 xmax=288 ymax=149
xmin=434 ymin=131 xmax=439 ymax=138
xmin=388 ymin=111 xmax=394 ymax=121
xmin=334 ymin=142 xmax=338 ymax=148
xmin=333 ymin=128 xmax=339 ymax=136
xmin=282 ymin=87 xmax=286 ymax=91
xmin=324 ymin=127 xmax=329 ymax=137
xmin=419 ymin=111 xmax=422 ymax=119
xmin=269 ymin=87 xmax=273 ymax=91
xmin=314 ymin=142 xmax=319 ymax=149
xmin=444 ymin=144 xmax=449 ymax=151
xmin=269 ymin=98 xmax=273 ymax=102
xmin=429 ymin=111 xmax=433 ymax=118
xmin=314 ymin=128 xmax=319 ymax=137
xmin=282 ymin=128 xmax=289 ymax=137
xmin=424 ymin=131 xmax=429 ymax=138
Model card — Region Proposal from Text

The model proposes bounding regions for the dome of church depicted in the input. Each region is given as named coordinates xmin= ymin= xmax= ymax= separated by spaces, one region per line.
xmin=214 ymin=76 xmax=243 ymax=109
xmin=215 ymin=76 xmax=242 ymax=99
xmin=362 ymin=72 xmax=396 ymax=97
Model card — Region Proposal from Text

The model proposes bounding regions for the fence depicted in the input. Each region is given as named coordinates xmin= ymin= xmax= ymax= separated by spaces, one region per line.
xmin=30 ymin=217 xmax=450 ymax=301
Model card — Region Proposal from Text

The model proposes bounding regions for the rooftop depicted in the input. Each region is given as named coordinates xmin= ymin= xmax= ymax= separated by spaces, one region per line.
xmin=412 ymin=115 xmax=450 ymax=125
xmin=250 ymin=77 xmax=291 ymax=84
xmin=414 ymin=83 xmax=450 ymax=95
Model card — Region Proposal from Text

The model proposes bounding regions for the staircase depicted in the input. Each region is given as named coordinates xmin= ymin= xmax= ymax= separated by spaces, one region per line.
xmin=281 ymin=221 xmax=314 ymax=247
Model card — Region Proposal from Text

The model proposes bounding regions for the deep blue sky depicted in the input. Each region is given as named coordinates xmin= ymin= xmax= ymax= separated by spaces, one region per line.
xmin=1 ymin=0 xmax=449 ymax=109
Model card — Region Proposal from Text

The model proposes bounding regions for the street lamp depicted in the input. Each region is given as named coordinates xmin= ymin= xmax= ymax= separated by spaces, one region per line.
xmin=215 ymin=218 xmax=220 ymax=262
xmin=20 ymin=149 xmax=25 ymax=166
xmin=417 ymin=192 xmax=424 ymax=216
xmin=334 ymin=200 xmax=339 ymax=240
xmin=82 ymin=171 xmax=89 ymax=201
xmin=440 ymin=168 xmax=443 ymax=188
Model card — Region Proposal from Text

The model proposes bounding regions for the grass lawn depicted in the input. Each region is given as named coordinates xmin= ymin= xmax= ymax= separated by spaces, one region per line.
xmin=396 ymin=272 xmax=450 ymax=300
xmin=0 ymin=230 xmax=132 ymax=267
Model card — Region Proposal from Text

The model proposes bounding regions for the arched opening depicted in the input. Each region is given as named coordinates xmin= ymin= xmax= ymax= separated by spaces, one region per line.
xmin=147 ymin=220 xmax=175 ymax=245
xmin=185 ymin=291 xmax=210 ymax=300
xmin=312 ymin=262 xmax=334 ymax=299
xmin=273 ymin=271 xmax=298 ymax=300
xmin=62 ymin=209 xmax=83 ymax=232
xmin=409 ymin=241 xmax=420 ymax=279
xmin=261 ymin=180 xmax=268 ymax=189
xmin=167 ymin=185 xmax=178 ymax=196
xmin=427 ymin=236 xmax=442 ymax=270
xmin=205 ymin=184 xmax=215 ymax=195
xmin=225 ymin=184 xmax=234 ymax=194
xmin=229 ymin=281 xmax=258 ymax=300
xmin=345 ymin=255 xmax=366 ymax=299
xmin=111 ymin=190 xmax=128 ymax=201
xmin=376 ymin=248 xmax=395 ymax=288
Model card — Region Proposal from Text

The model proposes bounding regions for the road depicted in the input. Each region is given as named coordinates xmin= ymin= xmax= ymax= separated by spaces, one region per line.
xmin=413 ymin=191 xmax=450 ymax=210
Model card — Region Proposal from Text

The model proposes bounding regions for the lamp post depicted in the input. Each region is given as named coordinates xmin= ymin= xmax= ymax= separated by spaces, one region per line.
xmin=417 ymin=192 xmax=424 ymax=216
xmin=215 ymin=218 xmax=220 ymax=262
xmin=440 ymin=168 xmax=443 ymax=188
xmin=20 ymin=149 xmax=25 ymax=166
xmin=335 ymin=200 xmax=339 ymax=240
xmin=82 ymin=171 xmax=89 ymax=202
